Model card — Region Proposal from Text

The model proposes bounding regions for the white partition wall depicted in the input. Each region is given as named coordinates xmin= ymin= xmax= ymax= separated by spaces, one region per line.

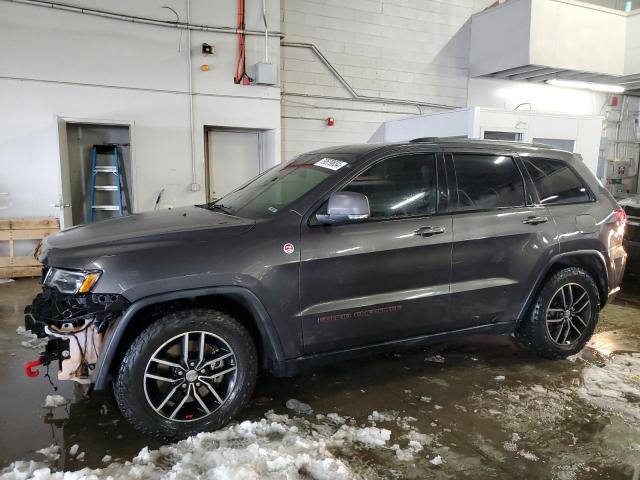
xmin=371 ymin=107 xmax=604 ymax=175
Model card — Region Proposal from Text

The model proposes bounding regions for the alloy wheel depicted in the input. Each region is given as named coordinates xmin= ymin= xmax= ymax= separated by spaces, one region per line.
xmin=143 ymin=331 xmax=237 ymax=422
xmin=545 ymin=283 xmax=592 ymax=346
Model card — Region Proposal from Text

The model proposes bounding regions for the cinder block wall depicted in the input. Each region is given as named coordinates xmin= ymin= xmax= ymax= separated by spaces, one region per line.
xmin=280 ymin=0 xmax=474 ymax=160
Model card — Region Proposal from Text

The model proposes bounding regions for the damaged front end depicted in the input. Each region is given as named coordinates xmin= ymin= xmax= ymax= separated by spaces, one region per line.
xmin=24 ymin=281 xmax=129 ymax=384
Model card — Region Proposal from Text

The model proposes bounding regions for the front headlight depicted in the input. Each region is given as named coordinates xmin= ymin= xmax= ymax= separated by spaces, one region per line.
xmin=44 ymin=268 xmax=101 ymax=295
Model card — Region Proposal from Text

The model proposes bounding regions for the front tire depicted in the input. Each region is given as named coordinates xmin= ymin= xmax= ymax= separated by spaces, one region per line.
xmin=517 ymin=267 xmax=600 ymax=359
xmin=113 ymin=308 xmax=257 ymax=440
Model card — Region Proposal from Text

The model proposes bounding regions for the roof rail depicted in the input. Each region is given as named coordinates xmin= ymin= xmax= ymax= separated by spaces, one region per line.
xmin=410 ymin=137 xmax=552 ymax=148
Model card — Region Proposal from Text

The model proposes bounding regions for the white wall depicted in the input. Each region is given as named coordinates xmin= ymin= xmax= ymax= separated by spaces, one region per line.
xmin=530 ymin=0 xmax=627 ymax=75
xmin=0 ymin=0 xmax=280 ymax=223
xmin=469 ymin=0 xmax=532 ymax=76
xmin=375 ymin=108 xmax=472 ymax=142
xmin=626 ymin=11 xmax=640 ymax=72
xmin=473 ymin=109 xmax=603 ymax=173
xmin=280 ymin=0 xmax=474 ymax=160
xmin=468 ymin=77 xmax=607 ymax=115
xmin=470 ymin=0 xmax=636 ymax=77
xmin=376 ymin=107 xmax=603 ymax=174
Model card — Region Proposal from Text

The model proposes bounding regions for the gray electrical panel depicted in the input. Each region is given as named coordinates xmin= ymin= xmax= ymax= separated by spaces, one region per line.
xmin=250 ymin=63 xmax=277 ymax=86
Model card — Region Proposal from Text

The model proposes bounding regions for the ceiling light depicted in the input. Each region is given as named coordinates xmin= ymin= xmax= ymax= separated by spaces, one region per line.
xmin=546 ymin=79 xmax=625 ymax=93
xmin=391 ymin=192 xmax=425 ymax=210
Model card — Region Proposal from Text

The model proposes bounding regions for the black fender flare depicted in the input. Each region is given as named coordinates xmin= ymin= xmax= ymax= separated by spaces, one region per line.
xmin=516 ymin=249 xmax=609 ymax=323
xmin=92 ymin=286 xmax=287 ymax=390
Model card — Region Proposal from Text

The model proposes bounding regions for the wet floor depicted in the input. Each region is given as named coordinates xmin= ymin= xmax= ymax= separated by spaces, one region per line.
xmin=1 ymin=276 xmax=639 ymax=478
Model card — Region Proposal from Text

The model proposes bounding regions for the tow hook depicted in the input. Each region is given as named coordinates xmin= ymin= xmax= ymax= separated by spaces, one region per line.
xmin=25 ymin=358 xmax=43 ymax=378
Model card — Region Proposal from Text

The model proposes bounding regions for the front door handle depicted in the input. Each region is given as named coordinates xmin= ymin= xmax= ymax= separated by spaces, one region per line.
xmin=523 ymin=215 xmax=549 ymax=225
xmin=414 ymin=226 xmax=446 ymax=237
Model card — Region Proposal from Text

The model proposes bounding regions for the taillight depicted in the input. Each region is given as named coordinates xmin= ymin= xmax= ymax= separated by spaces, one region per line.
xmin=615 ymin=208 xmax=627 ymax=227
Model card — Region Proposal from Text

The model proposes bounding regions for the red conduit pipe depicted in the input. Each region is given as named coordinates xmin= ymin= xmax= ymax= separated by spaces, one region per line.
xmin=234 ymin=0 xmax=251 ymax=85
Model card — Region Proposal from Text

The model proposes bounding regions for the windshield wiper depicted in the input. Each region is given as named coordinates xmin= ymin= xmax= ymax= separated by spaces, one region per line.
xmin=206 ymin=203 xmax=234 ymax=215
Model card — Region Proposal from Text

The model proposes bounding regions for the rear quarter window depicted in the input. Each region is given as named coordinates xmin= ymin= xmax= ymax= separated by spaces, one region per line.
xmin=522 ymin=157 xmax=593 ymax=205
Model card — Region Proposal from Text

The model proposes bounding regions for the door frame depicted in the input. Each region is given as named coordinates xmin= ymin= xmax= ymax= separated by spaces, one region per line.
xmin=56 ymin=117 xmax=136 ymax=228
xmin=204 ymin=126 xmax=265 ymax=203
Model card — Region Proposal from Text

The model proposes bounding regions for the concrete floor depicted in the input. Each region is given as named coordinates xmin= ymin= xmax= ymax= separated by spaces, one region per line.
xmin=1 ymin=276 xmax=639 ymax=478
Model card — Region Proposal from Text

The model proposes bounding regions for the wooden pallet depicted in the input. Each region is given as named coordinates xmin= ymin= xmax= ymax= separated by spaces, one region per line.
xmin=0 ymin=218 xmax=59 ymax=278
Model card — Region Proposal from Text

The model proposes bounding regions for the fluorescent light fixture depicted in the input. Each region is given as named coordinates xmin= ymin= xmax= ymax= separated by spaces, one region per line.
xmin=391 ymin=192 xmax=425 ymax=210
xmin=546 ymin=79 xmax=625 ymax=93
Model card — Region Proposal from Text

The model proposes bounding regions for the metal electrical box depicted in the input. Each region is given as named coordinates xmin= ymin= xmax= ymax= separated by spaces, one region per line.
xmin=250 ymin=63 xmax=277 ymax=86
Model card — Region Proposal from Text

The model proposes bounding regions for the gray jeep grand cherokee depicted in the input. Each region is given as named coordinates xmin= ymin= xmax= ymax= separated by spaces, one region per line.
xmin=25 ymin=138 xmax=627 ymax=439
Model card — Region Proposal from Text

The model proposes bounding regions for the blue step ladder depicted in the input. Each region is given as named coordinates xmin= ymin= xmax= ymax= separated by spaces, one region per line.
xmin=88 ymin=144 xmax=125 ymax=223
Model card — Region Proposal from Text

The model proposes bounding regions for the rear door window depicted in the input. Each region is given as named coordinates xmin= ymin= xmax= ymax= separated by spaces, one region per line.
xmin=522 ymin=157 xmax=592 ymax=205
xmin=452 ymin=154 xmax=525 ymax=211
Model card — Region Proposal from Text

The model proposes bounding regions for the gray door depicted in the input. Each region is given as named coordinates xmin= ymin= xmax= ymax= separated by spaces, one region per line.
xmin=300 ymin=153 xmax=452 ymax=354
xmin=207 ymin=130 xmax=261 ymax=200
xmin=447 ymin=152 xmax=558 ymax=328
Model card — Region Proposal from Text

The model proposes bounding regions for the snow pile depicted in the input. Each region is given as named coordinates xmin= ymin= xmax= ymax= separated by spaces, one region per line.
xmin=43 ymin=395 xmax=67 ymax=408
xmin=333 ymin=425 xmax=391 ymax=447
xmin=367 ymin=410 xmax=396 ymax=423
xmin=502 ymin=433 xmax=521 ymax=452
xmin=16 ymin=326 xmax=48 ymax=350
xmin=0 ymin=412 xmax=409 ymax=480
xmin=517 ymin=450 xmax=539 ymax=461
xmin=424 ymin=355 xmax=445 ymax=363
xmin=578 ymin=353 xmax=640 ymax=423
xmin=390 ymin=429 xmax=434 ymax=461
xmin=286 ymin=398 xmax=313 ymax=415
xmin=35 ymin=446 xmax=60 ymax=462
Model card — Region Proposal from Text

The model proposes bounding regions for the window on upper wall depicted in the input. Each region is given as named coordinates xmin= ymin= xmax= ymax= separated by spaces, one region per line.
xmin=483 ymin=131 xmax=524 ymax=142
xmin=532 ymin=138 xmax=575 ymax=152
xmin=452 ymin=154 xmax=525 ymax=211
xmin=522 ymin=157 xmax=592 ymax=205
xmin=342 ymin=154 xmax=437 ymax=219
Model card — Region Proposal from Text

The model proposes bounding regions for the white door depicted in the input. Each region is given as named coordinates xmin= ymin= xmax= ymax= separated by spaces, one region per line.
xmin=207 ymin=130 xmax=261 ymax=200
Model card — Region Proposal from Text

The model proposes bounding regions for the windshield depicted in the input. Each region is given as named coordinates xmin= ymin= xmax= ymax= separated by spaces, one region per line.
xmin=207 ymin=153 xmax=355 ymax=219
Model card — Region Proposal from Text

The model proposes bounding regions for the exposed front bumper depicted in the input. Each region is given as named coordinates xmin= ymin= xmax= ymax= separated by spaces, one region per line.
xmin=24 ymin=286 xmax=129 ymax=384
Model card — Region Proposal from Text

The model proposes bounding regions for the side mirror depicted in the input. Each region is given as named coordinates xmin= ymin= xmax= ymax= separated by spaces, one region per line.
xmin=316 ymin=191 xmax=370 ymax=225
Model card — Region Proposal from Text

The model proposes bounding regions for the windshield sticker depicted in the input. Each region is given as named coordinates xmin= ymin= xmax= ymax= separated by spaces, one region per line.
xmin=283 ymin=243 xmax=295 ymax=254
xmin=314 ymin=158 xmax=348 ymax=171
xmin=268 ymin=206 xmax=278 ymax=213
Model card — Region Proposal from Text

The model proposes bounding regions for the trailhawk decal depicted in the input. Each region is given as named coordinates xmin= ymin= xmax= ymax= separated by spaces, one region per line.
xmin=317 ymin=304 xmax=402 ymax=324
xmin=283 ymin=243 xmax=295 ymax=254
xmin=314 ymin=158 xmax=348 ymax=171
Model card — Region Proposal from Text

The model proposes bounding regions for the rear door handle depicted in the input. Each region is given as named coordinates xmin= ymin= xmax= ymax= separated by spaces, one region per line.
xmin=523 ymin=215 xmax=549 ymax=225
xmin=414 ymin=226 xmax=446 ymax=237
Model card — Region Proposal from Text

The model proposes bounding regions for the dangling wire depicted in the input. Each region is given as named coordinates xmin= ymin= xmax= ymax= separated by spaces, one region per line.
xmin=44 ymin=363 xmax=58 ymax=392
xmin=162 ymin=6 xmax=183 ymax=53
xmin=234 ymin=0 xmax=252 ymax=85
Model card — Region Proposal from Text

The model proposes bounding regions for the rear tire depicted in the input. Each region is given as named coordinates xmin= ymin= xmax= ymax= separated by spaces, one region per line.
xmin=113 ymin=308 xmax=257 ymax=440
xmin=517 ymin=267 xmax=600 ymax=359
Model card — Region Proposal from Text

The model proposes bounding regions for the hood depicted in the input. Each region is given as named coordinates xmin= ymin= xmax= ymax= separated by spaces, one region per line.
xmin=42 ymin=206 xmax=255 ymax=265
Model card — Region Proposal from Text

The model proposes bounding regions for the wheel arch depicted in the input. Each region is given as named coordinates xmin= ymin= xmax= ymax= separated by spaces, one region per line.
xmin=517 ymin=249 xmax=609 ymax=325
xmin=92 ymin=287 xmax=287 ymax=391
